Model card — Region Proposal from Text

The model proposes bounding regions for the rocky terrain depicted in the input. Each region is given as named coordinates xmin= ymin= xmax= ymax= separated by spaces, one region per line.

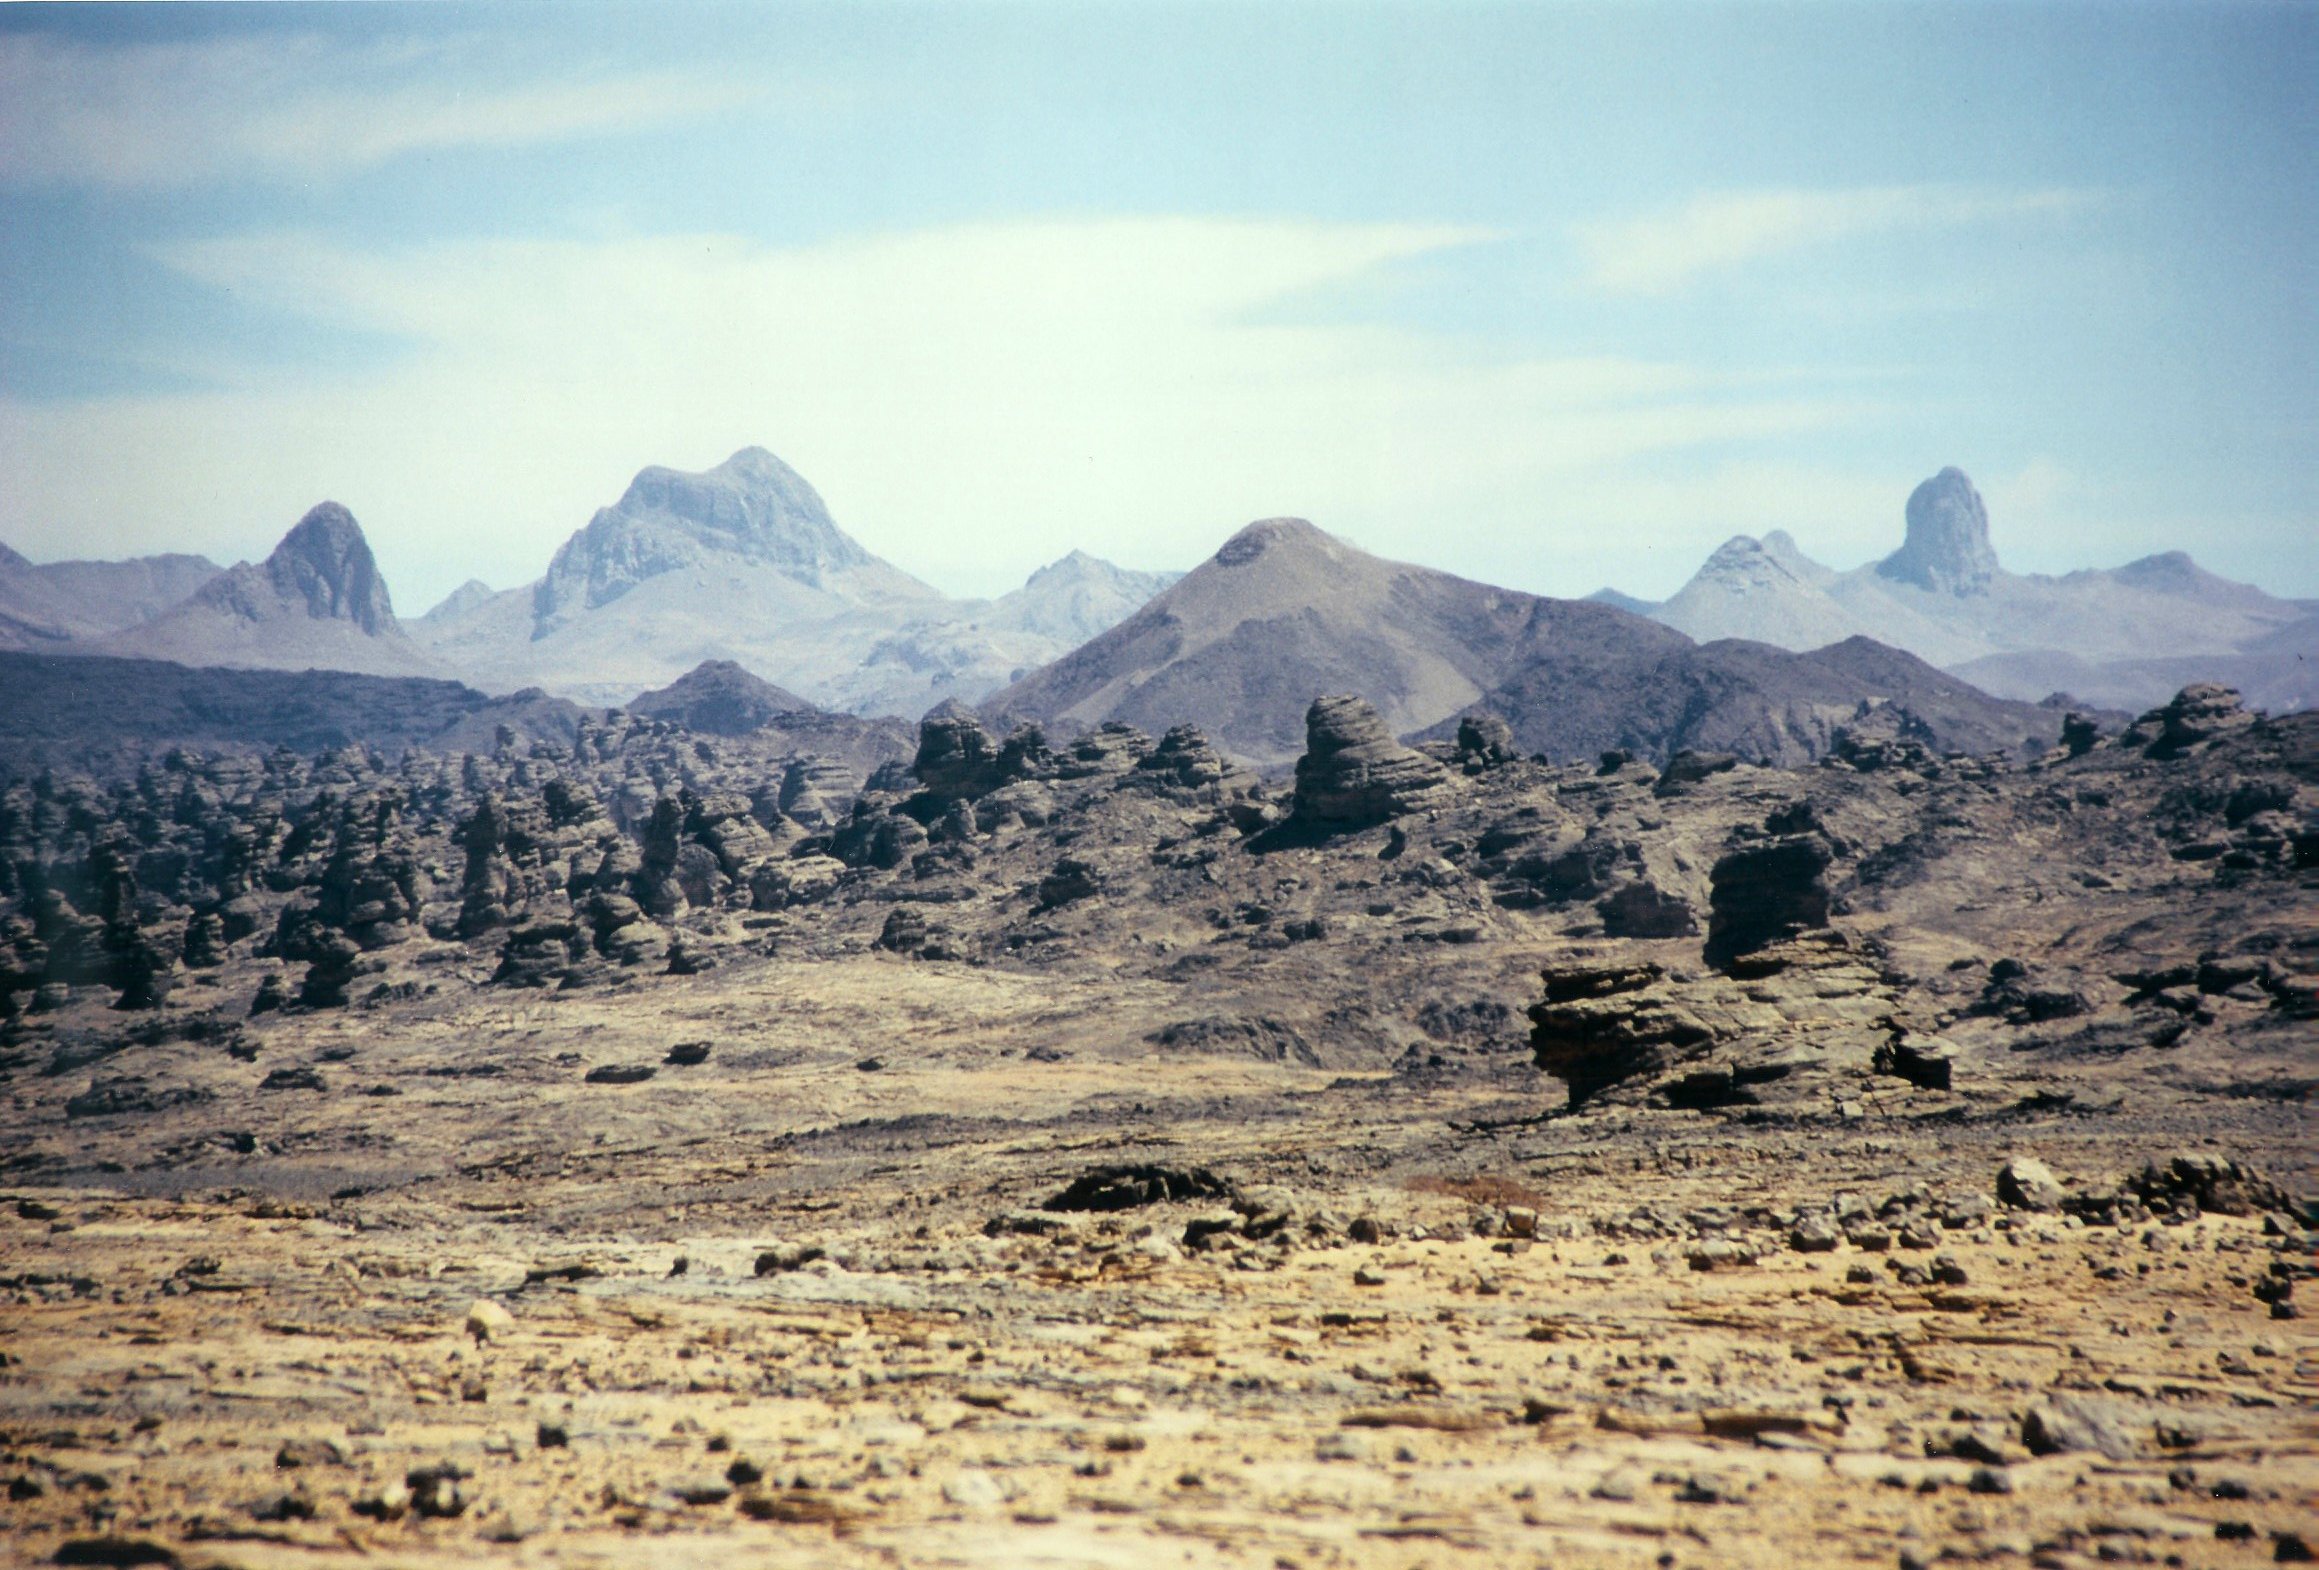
xmin=1636 ymin=469 xmax=2317 ymax=714
xmin=1 ymin=673 xmax=2312 ymax=1568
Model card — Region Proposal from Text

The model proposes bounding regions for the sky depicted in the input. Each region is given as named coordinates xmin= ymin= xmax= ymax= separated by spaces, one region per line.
xmin=1 ymin=2 xmax=2312 ymax=615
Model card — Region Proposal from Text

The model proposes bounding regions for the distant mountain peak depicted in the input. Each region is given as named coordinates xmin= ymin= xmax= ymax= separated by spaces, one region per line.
xmin=222 ymin=501 xmax=396 ymax=632
xmin=537 ymin=447 xmax=878 ymax=627
xmin=1213 ymin=516 xmax=1336 ymax=568
xmin=1878 ymin=467 xmax=1999 ymax=595
xmin=419 ymin=578 xmax=496 ymax=624
xmin=626 ymin=657 xmax=817 ymax=734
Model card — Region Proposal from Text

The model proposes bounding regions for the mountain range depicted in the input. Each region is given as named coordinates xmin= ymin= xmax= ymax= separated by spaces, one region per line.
xmin=0 ymin=544 xmax=224 ymax=649
xmin=985 ymin=515 xmax=2069 ymax=766
xmin=1 ymin=449 xmax=2305 ymax=770
xmin=1622 ymin=468 xmax=2316 ymax=713
xmin=409 ymin=447 xmax=1178 ymax=713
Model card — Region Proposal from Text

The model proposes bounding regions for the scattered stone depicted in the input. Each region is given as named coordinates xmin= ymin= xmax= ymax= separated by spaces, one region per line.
xmin=1790 ymin=1216 xmax=1841 ymax=1252
xmin=465 ymin=1299 xmax=513 ymax=1341
xmin=754 ymin=1243 xmax=826 ymax=1275
xmin=2022 ymin=1395 xmax=2140 ymax=1460
xmin=51 ymin=1540 xmax=181 ymax=1568
xmin=584 ymin=1063 xmax=656 ymax=1085
xmin=1045 ymin=1164 xmax=1240 ymax=1212
xmin=1997 ymin=1157 xmax=2067 ymax=1212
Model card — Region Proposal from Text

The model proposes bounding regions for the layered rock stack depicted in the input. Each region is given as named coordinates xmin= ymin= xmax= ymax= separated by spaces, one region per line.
xmin=633 ymin=795 xmax=689 ymax=918
xmin=2125 ymin=683 xmax=2256 ymax=759
xmin=777 ymin=756 xmax=855 ymax=830
xmin=91 ymin=834 xmax=173 ymax=1009
xmin=1290 ymin=696 xmax=1455 ymax=827
xmin=1131 ymin=725 xmax=1230 ymax=797
xmin=913 ymin=710 xmax=1006 ymax=800
xmin=1703 ymin=807 xmax=1839 ymax=970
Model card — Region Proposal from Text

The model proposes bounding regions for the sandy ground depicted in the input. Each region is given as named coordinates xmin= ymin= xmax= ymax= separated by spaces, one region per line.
xmin=5 ymin=953 xmax=2312 ymax=1570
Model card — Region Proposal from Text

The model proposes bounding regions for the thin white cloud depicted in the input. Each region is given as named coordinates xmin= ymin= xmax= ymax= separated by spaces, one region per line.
xmin=1576 ymin=184 xmax=2100 ymax=296
xmin=0 ymin=32 xmax=757 ymax=188
xmin=0 ymin=217 xmax=1872 ymax=608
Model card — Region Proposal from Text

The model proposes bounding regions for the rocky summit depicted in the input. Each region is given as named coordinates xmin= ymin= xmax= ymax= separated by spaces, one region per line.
xmin=97 ymin=503 xmax=438 ymax=678
xmin=1878 ymin=466 xmax=2001 ymax=595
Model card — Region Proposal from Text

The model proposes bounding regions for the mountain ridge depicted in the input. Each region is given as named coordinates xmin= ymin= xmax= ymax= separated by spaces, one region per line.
xmin=1640 ymin=467 xmax=2313 ymax=711
xmin=988 ymin=515 xmax=2069 ymax=768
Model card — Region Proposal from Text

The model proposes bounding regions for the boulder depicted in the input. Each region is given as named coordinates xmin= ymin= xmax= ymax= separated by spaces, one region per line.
xmin=1652 ymin=749 xmax=1737 ymax=795
xmin=1036 ymin=857 xmax=1100 ymax=910
xmin=1996 ymin=1157 xmax=2067 ymax=1212
xmin=1595 ymin=880 xmax=1697 ymax=938
xmin=750 ymin=855 xmax=847 ymax=910
xmin=2126 ymin=1153 xmax=2291 ymax=1218
xmin=1453 ymin=713 xmax=1518 ymax=772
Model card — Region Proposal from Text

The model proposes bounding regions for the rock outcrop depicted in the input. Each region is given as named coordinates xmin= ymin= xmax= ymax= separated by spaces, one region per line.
xmin=1290 ymin=696 xmax=1455 ymax=828
xmin=1528 ymin=936 xmax=1897 ymax=1110
xmin=913 ymin=710 xmax=1007 ymax=800
xmin=2124 ymin=683 xmax=2257 ymax=759
xmin=1703 ymin=813 xmax=1838 ymax=970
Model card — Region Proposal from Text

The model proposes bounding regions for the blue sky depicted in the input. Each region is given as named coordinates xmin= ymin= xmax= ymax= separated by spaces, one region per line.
xmin=1 ymin=1 xmax=2312 ymax=614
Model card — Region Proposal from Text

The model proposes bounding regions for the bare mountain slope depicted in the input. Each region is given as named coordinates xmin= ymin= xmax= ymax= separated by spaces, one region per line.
xmin=626 ymin=659 xmax=817 ymax=734
xmin=987 ymin=518 xmax=1613 ymax=764
xmin=0 ymin=650 xmax=581 ymax=776
xmin=989 ymin=517 xmax=2067 ymax=767
xmin=0 ymin=545 xmax=223 ymax=650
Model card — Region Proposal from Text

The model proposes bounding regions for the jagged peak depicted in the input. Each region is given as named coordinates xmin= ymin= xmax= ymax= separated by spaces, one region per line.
xmin=1878 ymin=466 xmax=2000 ymax=595
xmin=1022 ymin=548 xmax=1111 ymax=587
xmin=257 ymin=502 xmax=396 ymax=632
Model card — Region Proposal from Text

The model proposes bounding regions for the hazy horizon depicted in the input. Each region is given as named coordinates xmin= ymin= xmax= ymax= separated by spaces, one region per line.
xmin=3 ymin=1 xmax=2313 ymax=614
